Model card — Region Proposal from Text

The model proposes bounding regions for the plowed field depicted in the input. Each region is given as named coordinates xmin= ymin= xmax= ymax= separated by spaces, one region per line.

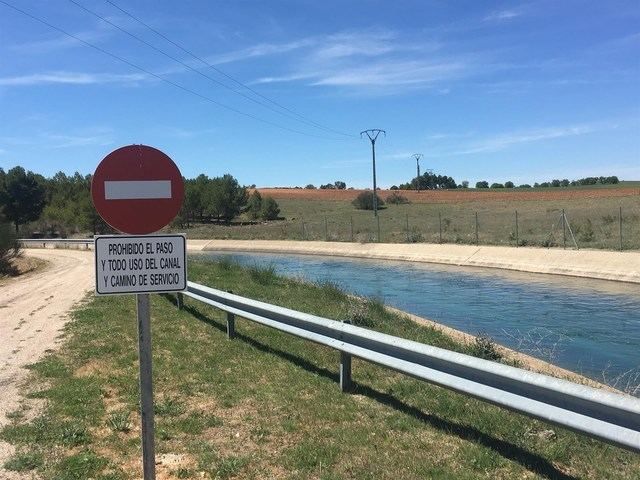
xmin=256 ymin=187 xmax=640 ymax=203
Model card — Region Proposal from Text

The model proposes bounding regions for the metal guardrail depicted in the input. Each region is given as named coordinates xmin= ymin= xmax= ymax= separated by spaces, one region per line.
xmin=181 ymin=281 xmax=640 ymax=453
xmin=19 ymin=238 xmax=93 ymax=248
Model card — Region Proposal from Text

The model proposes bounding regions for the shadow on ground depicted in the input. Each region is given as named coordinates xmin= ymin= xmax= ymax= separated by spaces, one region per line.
xmin=162 ymin=294 xmax=577 ymax=480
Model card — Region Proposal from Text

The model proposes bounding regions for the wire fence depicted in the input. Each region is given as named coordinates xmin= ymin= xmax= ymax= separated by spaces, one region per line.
xmin=297 ymin=208 xmax=637 ymax=250
xmin=183 ymin=204 xmax=640 ymax=251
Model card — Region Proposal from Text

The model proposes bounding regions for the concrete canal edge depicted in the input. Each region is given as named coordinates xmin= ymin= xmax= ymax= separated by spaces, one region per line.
xmin=187 ymin=239 xmax=640 ymax=284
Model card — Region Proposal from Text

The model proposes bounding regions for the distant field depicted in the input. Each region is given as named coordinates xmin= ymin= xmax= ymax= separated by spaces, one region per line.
xmin=255 ymin=183 xmax=640 ymax=204
xmin=180 ymin=184 xmax=640 ymax=251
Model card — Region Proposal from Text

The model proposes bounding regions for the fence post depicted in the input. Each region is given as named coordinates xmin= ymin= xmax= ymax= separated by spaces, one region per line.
xmin=475 ymin=212 xmax=479 ymax=245
xmin=226 ymin=312 xmax=235 ymax=339
xmin=301 ymin=217 xmax=305 ymax=240
xmin=405 ymin=213 xmax=410 ymax=242
xmin=340 ymin=351 xmax=352 ymax=392
xmin=350 ymin=216 xmax=354 ymax=242
xmin=377 ymin=215 xmax=381 ymax=243
xmin=176 ymin=292 xmax=183 ymax=310
xmin=324 ymin=216 xmax=328 ymax=241
xmin=619 ymin=206 xmax=623 ymax=251
xmin=562 ymin=209 xmax=567 ymax=250
xmin=515 ymin=210 xmax=519 ymax=247
xmin=438 ymin=212 xmax=442 ymax=243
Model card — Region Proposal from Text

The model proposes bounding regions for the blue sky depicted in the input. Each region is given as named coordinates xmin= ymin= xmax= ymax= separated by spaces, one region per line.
xmin=0 ymin=0 xmax=638 ymax=187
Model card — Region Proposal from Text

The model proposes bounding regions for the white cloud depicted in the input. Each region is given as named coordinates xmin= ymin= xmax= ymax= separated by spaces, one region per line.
xmin=44 ymin=132 xmax=114 ymax=149
xmin=0 ymin=71 xmax=149 ymax=86
xmin=310 ymin=60 xmax=467 ymax=87
xmin=419 ymin=122 xmax=620 ymax=157
xmin=246 ymin=29 xmax=473 ymax=91
xmin=8 ymin=15 xmax=142 ymax=54
xmin=9 ymin=30 xmax=108 ymax=54
xmin=203 ymin=39 xmax=315 ymax=65
xmin=451 ymin=125 xmax=603 ymax=154
xmin=483 ymin=9 xmax=523 ymax=22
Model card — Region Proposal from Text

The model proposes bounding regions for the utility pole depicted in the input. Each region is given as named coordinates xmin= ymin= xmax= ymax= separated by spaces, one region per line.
xmin=411 ymin=153 xmax=423 ymax=192
xmin=361 ymin=129 xmax=386 ymax=217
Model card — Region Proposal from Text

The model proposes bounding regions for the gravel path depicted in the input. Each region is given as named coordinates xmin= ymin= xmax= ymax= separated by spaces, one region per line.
xmin=0 ymin=249 xmax=93 ymax=478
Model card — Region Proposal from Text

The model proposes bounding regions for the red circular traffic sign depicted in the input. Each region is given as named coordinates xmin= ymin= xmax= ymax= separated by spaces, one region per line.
xmin=91 ymin=145 xmax=184 ymax=234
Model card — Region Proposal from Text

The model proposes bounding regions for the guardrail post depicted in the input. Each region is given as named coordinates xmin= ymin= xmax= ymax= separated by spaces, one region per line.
xmin=339 ymin=351 xmax=352 ymax=392
xmin=226 ymin=312 xmax=235 ymax=339
xmin=176 ymin=292 xmax=183 ymax=310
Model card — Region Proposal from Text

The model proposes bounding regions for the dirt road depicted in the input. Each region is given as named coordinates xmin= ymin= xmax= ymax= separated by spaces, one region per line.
xmin=0 ymin=249 xmax=93 ymax=478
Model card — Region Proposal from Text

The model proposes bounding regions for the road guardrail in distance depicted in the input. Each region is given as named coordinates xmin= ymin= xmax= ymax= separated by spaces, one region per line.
xmin=19 ymin=238 xmax=94 ymax=248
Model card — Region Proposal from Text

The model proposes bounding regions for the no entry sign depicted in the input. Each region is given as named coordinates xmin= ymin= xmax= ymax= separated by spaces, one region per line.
xmin=92 ymin=145 xmax=184 ymax=234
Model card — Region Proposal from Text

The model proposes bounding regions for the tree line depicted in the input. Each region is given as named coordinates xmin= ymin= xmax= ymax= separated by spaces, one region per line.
xmin=0 ymin=166 xmax=279 ymax=237
xmin=475 ymin=176 xmax=619 ymax=189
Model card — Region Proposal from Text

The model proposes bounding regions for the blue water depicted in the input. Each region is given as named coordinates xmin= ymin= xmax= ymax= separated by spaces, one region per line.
xmin=201 ymin=252 xmax=640 ymax=389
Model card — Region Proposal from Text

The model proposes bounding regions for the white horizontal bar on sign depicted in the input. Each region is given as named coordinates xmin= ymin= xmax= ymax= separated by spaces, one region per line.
xmin=104 ymin=180 xmax=172 ymax=200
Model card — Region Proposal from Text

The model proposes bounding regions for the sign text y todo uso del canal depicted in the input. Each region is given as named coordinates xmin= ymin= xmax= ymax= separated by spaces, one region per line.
xmin=95 ymin=234 xmax=187 ymax=295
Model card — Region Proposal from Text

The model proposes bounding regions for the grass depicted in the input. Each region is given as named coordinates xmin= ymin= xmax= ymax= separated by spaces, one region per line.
xmin=2 ymin=256 xmax=639 ymax=479
xmin=174 ymin=193 xmax=640 ymax=250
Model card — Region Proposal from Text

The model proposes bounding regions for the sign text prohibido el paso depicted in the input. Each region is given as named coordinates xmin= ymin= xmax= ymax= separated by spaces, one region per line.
xmin=91 ymin=144 xmax=186 ymax=480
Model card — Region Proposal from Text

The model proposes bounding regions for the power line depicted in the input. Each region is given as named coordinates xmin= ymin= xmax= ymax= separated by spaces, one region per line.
xmin=67 ymin=0 xmax=353 ymax=138
xmin=103 ymin=0 xmax=357 ymax=139
xmin=0 ymin=0 xmax=350 ymax=140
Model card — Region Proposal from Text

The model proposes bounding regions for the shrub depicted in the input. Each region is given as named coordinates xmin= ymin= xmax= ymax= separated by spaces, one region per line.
xmin=578 ymin=219 xmax=595 ymax=242
xmin=0 ymin=222 xmax=20 ymax=276
xmin=490 ymin=183 xmax=504 ymax=189
xmin=385 ymin=192 xmax=410 ymax=204
xmin=469 ymin=334 xmax=503 ymax=361
xmin=260 ymin=197 xmax=280 ymax=220
xmin=406 ymin=227 xmax=424 ymax=243
xmin=247 ymin=264 xmax=278 ymax=285
xmin=352 ymin=191 xmax=384 ymax=210
xmin=505 ymin=181 xmax=514 ymax=188
xmin=475 ymin=181 xmax=489 ymax=188
xmin=344 ymin=298 xmax=376 ymax=328
xmin=246 ymin=190 xmax=263 ymax=220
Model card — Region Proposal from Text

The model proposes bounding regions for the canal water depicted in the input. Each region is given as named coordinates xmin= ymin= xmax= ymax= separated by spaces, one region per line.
xmin=201 ymin=251 xmax=640 ymax=391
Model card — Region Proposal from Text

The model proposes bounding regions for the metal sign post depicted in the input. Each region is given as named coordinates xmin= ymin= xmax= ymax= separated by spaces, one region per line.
xmin=136 ymin=293 xmax=155 ymax=480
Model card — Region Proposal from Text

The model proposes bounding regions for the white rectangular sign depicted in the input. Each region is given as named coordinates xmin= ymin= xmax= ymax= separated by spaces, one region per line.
xmin=104 ymin=180 xmax=172 ymax=200
xmin=95 ymin=234 xmax=187 ymax=295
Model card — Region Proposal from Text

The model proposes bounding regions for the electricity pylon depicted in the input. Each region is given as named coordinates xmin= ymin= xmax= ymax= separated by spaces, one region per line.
xmin=412 ymin=153 xmax=423 ymax=192
xmin=361 ymin=129 xmax=386 ymax=216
